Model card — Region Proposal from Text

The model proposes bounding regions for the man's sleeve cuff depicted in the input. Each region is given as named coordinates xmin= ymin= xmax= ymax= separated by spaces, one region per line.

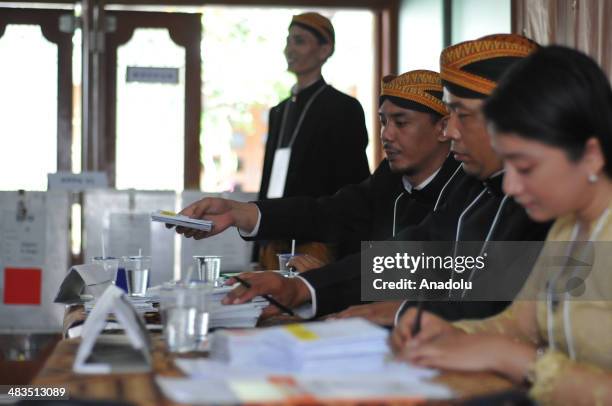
xmin=294 ymin=275 xmax=317 ymax=319
xmin=237 ymin=206 xmax=262 ymax=237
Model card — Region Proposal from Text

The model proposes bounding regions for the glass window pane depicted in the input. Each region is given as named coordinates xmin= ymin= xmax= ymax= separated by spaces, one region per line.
xmin=115 ymin=28 xmax=185 ymax=191
xmin=0 ymin=25 xmax=58 ymax=191
xmin=323 ymin=10 xmax=376 ymax=168
xmin=452 ymin=0 xmax=511 ymax=44
xmin=399 ymin=0 xmax=444 ymax=72
xmin=72 ymin=28 xmax=82 ymax=174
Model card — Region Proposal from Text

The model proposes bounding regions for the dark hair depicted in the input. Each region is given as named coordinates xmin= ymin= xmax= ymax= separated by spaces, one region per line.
xmin=484 ymin=45 xmax=612 ymax=176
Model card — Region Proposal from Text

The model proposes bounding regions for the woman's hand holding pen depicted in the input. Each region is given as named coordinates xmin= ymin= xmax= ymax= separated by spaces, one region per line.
xmin=400 ymin=332 xmax=537 ymax=382
xmin=391 ymin=308 xmax=537 ymax=381
xmin=169 ymin=197 xmax=259 ymax=240
xmin=390 ymin=308 xmax=461 ymax=354
xmin=222 ymin=272 xmax=311 ymax=319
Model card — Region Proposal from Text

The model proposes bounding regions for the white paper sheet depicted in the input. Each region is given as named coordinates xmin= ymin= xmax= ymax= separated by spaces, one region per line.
xmin=0 ymin=197 xmax=46 ymax=267
xmin=156 ymin=373 xmax=452 ymax=405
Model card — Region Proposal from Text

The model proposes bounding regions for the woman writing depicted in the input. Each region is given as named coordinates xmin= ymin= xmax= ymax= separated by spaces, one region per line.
xmin=391 ymin=46 xmax=612 ymax=405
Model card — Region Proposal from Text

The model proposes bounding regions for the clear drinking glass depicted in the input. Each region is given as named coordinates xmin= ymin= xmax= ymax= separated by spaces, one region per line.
xmin=123 ymin=255 xmax=152 ymax=297
xmin=92 ymin=256 xmax=120 ymax=279
xmin=161 ymin=282 xmax=210 ymax=353
xmin=90 ymin=256 xmax=120 ymax=297
xmin=277 ymin=253 xmax=299 ymax=277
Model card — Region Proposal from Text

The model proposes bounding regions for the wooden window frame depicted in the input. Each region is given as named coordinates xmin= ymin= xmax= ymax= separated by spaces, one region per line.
xmin=103 ymin=11 xmax=201 ymax=189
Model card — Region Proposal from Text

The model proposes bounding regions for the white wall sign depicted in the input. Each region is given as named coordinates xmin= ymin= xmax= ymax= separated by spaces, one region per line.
xmin=48 ymin=171 xmax=108 ymax=191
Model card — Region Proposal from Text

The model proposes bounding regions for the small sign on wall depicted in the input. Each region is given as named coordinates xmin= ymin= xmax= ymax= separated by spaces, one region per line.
xmin=126 ymin=67 xmax=179 ymax=84
xmin=48 ymin=172 xmax=108 ymax=191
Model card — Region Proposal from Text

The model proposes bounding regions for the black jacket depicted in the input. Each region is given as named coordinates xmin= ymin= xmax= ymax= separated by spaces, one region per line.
xmin=295 ymin=168 xmax=552 ymax=318
xmin=255 ymin=156 xmax=460 ymax=244
xmin=259 ymin=78 xmax=370 ymax=200
xmin=248 ymin=157 xmax=461 ymax=315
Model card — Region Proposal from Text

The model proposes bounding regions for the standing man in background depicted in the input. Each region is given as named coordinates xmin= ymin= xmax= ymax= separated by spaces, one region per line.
xmin=257 ymin=12 xmax=370 ymax=269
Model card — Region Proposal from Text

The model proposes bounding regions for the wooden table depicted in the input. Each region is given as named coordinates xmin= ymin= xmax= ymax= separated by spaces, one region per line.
xmin=32 ymin=334 xmax=514 ymax=405
xmin=0 ymin=333 xmax=61 ymax=385
xmin=35 ymin=305 xmax=517 ymax=404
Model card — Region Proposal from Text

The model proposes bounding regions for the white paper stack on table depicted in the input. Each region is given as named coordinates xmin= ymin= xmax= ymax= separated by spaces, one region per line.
xmin=157 ymin=318 xmax=452 ymax=404
xmin=85 ymin=292 xmax=158 ymax=315
xmin=211 ymin=318 xmax=393 ymax=373
xmin=145 ymin=284 xmax=267 ymax=329
xmin=208 ymin=286 xmax=268 ymax=329
xmin=150 ymin=210 xmax=213 ymax=231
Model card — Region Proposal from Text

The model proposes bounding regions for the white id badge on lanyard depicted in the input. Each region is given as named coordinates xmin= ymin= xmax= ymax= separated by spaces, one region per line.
xmin=267 ymin=147 xmax=292 ymax=198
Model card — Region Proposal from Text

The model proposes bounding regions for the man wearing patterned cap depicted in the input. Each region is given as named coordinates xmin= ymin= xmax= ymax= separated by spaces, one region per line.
xmin=174 ymin=70 xmax=459 ymax=323
xmin=291 ymin=34 xmax=552 ymax=324
xmin=310 ymin=34 xmax=553 ymax=325
xmin=220 ymin=34 xmax=550 ymax=325
xmin=257 ymin=12 xmax=370 ymax=270
xmin=389 ymin=34 xmax=554 ymax=326
xmin=176 ymin=35 xmax=552 ymax=327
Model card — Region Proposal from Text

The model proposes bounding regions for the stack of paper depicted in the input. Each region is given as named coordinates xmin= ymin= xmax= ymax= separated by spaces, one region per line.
xmin=85 ymin=293 xmax=158 ymax=315
xmin=208 ymin=286 xmax=268 ymax=329
xmin=176 ymin=357 xmax=439 ymax=381
xmin=150 ymin=210 xmax=213 ymax=231
xmin=67 ymin=321 xmax=162 ymax=339
xmin=143 ymin=284 xmax=266 ymax=328
xmin=160 ymin=319 xmax=453 ymax=404
xmin=210 ymin=318 xmax=390 ymax=373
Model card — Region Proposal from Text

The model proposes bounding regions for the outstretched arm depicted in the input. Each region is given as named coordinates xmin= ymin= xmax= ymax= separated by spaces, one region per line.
xmin=172 ymin=197 xmax=259 ymax=239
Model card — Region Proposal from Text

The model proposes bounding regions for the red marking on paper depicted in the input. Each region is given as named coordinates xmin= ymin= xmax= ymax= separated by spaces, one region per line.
xmin=3 ymin=267 xmax=42 ymax=305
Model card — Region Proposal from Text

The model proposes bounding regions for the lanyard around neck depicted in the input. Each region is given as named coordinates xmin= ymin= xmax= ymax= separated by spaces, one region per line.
xmin=449 ymin=184 xmax=510 ymax=298
xmin=276 ymin=84 xmax=328 ymax=149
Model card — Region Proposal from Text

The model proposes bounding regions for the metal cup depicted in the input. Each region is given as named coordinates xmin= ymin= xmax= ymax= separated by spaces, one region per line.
xmin=193 ymin=255 xmax=222 ymax=286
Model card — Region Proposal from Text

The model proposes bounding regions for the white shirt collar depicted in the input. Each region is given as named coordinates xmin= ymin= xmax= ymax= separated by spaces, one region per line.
xmin=402 ymin=167 xmax=442 ymax=193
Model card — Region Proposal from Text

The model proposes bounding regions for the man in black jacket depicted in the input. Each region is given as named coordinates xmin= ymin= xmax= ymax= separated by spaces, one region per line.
xmin=177 ymin=35 xmax=552 ymax=326
xmin=257 ymin=12 xmax=370 ymax=269
xmin=174 ymin=70 xmax=457 ymax=323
